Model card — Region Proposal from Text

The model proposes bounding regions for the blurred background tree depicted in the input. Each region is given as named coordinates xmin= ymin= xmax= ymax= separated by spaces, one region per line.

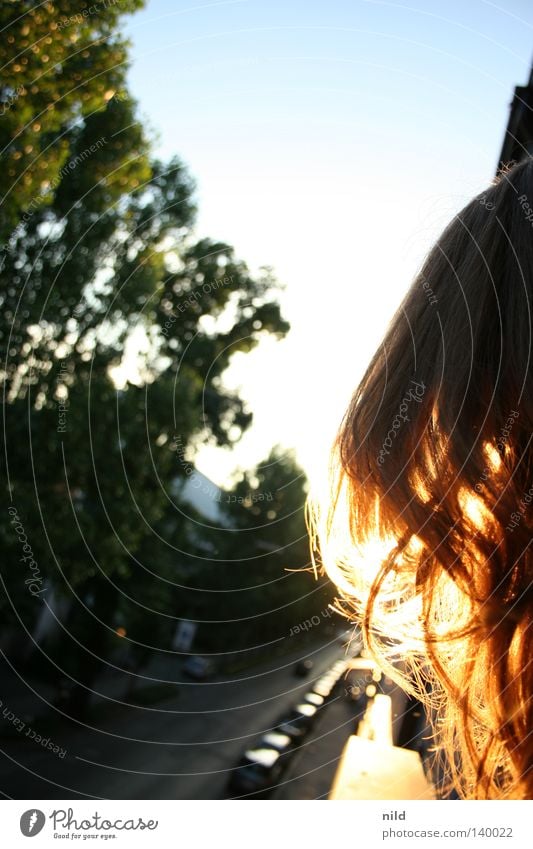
xmin=0 ymin=0 xmax=145 ymax=241
xmin=0 ymin=1 xmax=319 ymax=717
xmin=159 ymin=448 xmax=333 ymax=655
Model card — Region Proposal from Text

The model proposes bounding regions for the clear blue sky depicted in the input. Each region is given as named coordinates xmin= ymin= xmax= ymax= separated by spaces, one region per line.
xmin=123 ymin=0 xmax=533 ymax=486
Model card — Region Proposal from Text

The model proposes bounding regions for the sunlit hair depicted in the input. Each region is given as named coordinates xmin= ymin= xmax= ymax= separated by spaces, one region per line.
xmin=310 ymin=158 xmax=533 ymax=799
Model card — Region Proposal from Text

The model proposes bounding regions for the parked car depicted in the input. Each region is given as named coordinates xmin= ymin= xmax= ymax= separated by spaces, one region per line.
xmin=227 ymin=746 xmax=284 ymax=797
xmin=295 ymin=702 xmax=319 ymax=720
xmin=303 ymin=691 xmax=324 ymax=707
xmin=259 ymin=731 xmax=293 ymax=752
xmin=331 ymin=660 xmax=348 ymax=676
xmin=275 ymin=712 xmax=308 ymax=743
xmin=294 ymin=658 xmax=314 ymax=677
xmin=276 ymin=702 xmax=318 ymax=742
xmin=183 ymin=655 xmax=212 ymax=680
xmin=312 ymin=675 xmax=336 ymax=699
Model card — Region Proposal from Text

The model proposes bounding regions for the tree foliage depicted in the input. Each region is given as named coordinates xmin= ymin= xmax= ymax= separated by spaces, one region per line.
xmin=0 ymin=2 xmax=314 ymax=713
xmin=158 ymin=448 xmax=333 ymax=654
xmin=0 ymin=0 xmax=145 ymax=240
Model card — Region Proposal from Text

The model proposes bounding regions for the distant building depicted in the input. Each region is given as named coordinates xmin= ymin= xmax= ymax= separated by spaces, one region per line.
xmin=174 ymin=468 xmax=278 ymax=552
xmin=497 ymin=62 xmax=533 ymax=172
xmin=173 ymin=468 xmax=230 ymax=526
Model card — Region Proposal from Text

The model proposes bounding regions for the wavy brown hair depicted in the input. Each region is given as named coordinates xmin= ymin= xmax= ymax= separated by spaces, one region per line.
xmin=311 ymin=158 xmax=533 ymax=799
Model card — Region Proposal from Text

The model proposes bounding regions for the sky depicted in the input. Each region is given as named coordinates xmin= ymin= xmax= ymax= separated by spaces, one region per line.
xmin=123 ymin=0 xmax=533 ymax=489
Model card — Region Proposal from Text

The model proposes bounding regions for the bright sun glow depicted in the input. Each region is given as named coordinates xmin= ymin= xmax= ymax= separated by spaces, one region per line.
xmin=313 ymin=479 xmax=397 ymax=600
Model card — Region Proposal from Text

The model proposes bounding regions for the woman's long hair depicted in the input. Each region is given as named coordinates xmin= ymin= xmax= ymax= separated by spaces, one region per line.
xmin=311 ymin=158 xmax=533 ymax=799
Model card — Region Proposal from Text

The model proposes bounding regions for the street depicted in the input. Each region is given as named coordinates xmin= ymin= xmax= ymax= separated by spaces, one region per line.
xmin=1 ymin=639 xmax=356 ymax=799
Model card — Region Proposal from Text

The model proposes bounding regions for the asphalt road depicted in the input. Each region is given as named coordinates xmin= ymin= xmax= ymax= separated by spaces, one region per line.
xmin=0 ymin=639 xmax=350 ymax=799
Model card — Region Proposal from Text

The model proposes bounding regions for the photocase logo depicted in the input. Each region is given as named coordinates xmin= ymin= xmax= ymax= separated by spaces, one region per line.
xmin=20 ymin=809 xmax=45 ymax=837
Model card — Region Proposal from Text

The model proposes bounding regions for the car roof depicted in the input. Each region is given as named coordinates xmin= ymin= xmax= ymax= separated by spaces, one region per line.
xmin=261 ymin=732 xmax=292 ymax=749
xmin=243 ymin=747 xmax=281 ymax=768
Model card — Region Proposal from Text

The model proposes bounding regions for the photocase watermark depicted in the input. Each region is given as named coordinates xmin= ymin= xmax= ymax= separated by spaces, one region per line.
xmin=57 ymin=0 xmax=124 ymax=30
xmin=0 ymin=136 xmax=108 ymax=260
xmin=377 ymin=379 xmax=426 ymax=466
xmin=54 ymin=136 xmax=107 ymax=182
xmin=20 ymin=806 xmax=159 ymax=839
xmin=161 ymin=275 xmax=234 ymax=336
xmin=56 ymin=360 xmax=69 ymax=433
xmin=479 ymin=193 xmax=495 ymax=211
xmin=171 ymin=434 xmax=274 ymax=506
xmin=20 ymin=810 xmax=46 ymax=837
xmin=420 ymin=275 xmax=438 ymax=307
xmin=49 ymin=807 xmax=158 ymax=833
xmin=0 ymin=698 xmax=67 ymax=758
xmin=8 ymin=506 xmax=45 ymax=597
xmin=171 ymin=435 xmax=222 ymax=501
xmin=224 ymin=491 xmax=273 ymax=505
xmin=494 ymin=409 xmax=519 ymax=452
xmin=517 ymin=193 xmax=533 ymax=226
xmin=474 ymin=409 xmax=519 ymax=494
xmin=289 ymin=605 xmax=334 ymax=636
xmin=0 ymin=84 xmax=25 ymax=117
xmin=506 ymin=483 xmax=533 ymax=532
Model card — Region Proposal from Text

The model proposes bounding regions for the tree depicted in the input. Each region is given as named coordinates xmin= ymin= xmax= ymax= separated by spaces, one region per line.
xmin=0 ymin=0 xmax=145 ymax=241
xmin=0 ymin=3 xmax=289 ymax=716
xmin=177 ymin=448 xmax=333 ymax=654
